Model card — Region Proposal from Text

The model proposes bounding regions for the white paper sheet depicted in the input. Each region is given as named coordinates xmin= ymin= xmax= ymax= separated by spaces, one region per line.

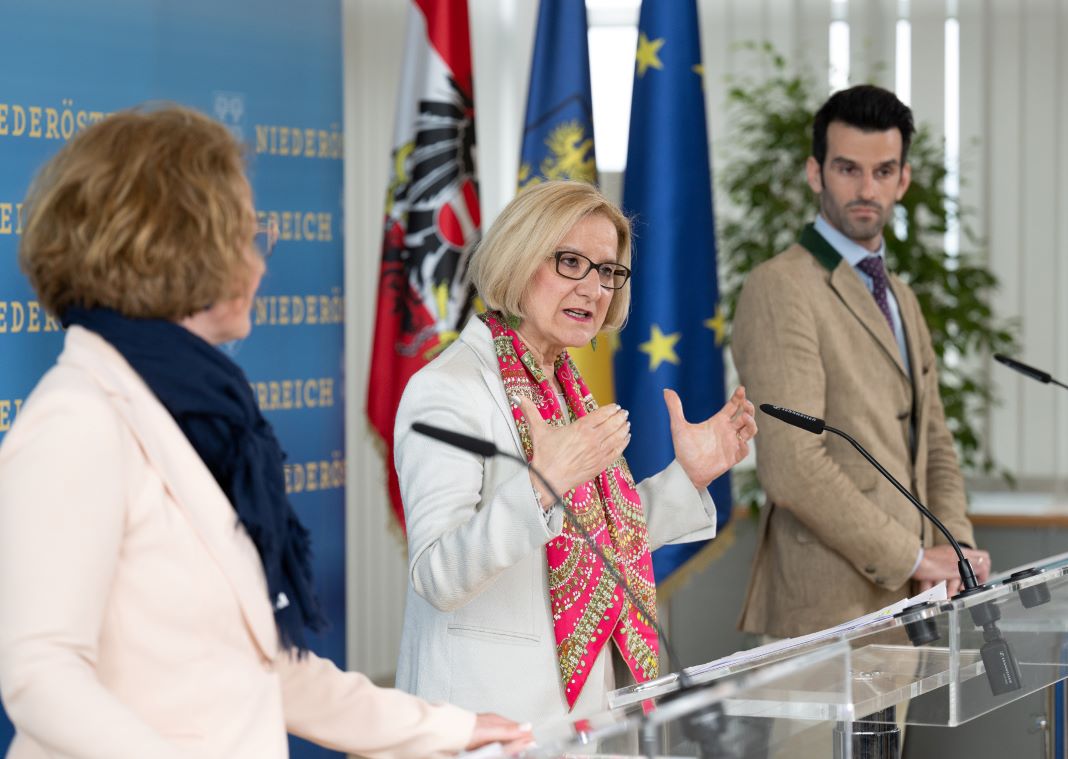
xmin=685 ymin=581 xmax=949 ymax=677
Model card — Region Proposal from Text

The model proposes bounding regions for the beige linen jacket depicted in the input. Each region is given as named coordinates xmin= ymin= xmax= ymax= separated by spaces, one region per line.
xmin=0 ymin=326 xmax=474 ymax=759
xmin=394 ymin=318 xmax=717 ymax=726
xmin=732 ymin=226 xmax=975 ymax=638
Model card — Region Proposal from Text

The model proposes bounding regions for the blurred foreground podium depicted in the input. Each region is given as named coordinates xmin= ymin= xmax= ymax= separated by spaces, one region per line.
xmin=477 ymin=552 xmax=1068 ymax=758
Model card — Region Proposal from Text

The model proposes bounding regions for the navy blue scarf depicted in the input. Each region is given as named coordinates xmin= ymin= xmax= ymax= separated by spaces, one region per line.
xmin=63 ymin=306 xmax=325 ymax=653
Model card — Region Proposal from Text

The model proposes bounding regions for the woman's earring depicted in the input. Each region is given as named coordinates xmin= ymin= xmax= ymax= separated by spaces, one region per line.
xmin=590 ymin=335 xmax=598 ymax=352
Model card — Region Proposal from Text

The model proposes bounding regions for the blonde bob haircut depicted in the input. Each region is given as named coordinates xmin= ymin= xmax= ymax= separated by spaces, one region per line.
xmin=469 ymin=180 xmax=632 ymax=331
xmin=19 ymin=104 xmax=255 ymax=321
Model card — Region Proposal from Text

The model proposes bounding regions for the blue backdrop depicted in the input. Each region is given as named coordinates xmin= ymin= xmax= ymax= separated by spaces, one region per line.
xmin=0 ymin=2 xmax=345 ymax=757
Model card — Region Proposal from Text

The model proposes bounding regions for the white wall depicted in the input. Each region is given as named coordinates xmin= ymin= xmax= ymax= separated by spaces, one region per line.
xmin=342 ymin=0 xmax=405 ymax=683
xmin=343 ymin=0 xmax=1068 ymax=679
xmin=981 ymin=0 xmax=1068 ymax=489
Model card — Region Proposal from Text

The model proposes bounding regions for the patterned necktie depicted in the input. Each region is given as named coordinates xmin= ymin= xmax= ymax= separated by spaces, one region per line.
xmin=857 ymin=255 xmax=894 ymax=332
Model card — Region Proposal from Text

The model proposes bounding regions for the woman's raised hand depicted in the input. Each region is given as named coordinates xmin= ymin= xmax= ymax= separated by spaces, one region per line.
xmin=665 ymin=386 xmax=757 ymax=490
xmin=514 ymin=396 xmax=630 ymax=506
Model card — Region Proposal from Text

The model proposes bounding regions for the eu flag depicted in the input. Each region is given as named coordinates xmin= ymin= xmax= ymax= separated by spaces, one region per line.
xmin=518 ymin=0 xmax=616 ymax=403
xmin=615 ymin=0 xmax=729 ymax=587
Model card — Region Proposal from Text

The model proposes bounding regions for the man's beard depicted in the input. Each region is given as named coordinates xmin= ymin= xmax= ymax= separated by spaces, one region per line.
xmin=823 ymin=197 xmax=891 ymax=245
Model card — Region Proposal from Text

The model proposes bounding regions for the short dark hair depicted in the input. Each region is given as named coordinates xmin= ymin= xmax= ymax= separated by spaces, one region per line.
xmin=812 ymin=85 xmax=915 ymax=166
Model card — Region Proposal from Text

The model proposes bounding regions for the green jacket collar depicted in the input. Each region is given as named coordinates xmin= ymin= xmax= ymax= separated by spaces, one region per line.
xmin=799 ymin=223 xmax=842 ymax=272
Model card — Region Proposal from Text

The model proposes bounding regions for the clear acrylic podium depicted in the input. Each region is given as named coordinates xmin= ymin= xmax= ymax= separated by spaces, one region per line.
xmin=610 ymin=553 xmax=1068 ymax=757
xmin=474 ymin=553 xmax=1068 ymax=758
xmin=503 ymin=640 xmax=855 ymax=758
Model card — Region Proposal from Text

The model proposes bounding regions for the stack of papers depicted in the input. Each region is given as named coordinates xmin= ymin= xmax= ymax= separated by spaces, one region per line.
xmin=686 ymin=582 xmax=948 ymax=678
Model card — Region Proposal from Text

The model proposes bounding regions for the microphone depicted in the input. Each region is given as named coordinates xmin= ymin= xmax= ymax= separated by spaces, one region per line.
xmin=759 ymin=406 xmax=1023 ymax=696
xmin=758 ymin=404 xmax=825 ymax=435
xmin=410 ymin=421 xmax=691 ymax=687
xmin=758 ymin=404 xmax=981 ymax=596
xmin=410 ymin=423 xmax=498 ymax=458
xmin=993 ymin=353 xmax=1068 ymax=390
xmin=413 ymin=422 xmax=738 ymax=750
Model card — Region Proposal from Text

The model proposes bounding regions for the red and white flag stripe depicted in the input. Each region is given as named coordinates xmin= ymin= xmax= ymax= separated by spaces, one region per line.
xmin=367 ymin=0 xmax=481 ymax=529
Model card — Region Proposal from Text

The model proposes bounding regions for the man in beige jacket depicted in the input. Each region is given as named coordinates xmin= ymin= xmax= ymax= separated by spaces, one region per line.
xmin=733 ymin=85 xmax=991 ymax=639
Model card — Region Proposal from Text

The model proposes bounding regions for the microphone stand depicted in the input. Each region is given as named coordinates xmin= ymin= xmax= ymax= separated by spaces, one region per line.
xmin=994 ymin=353 xmax=1068 ymax=391
xmin=757 ymin=404 xmax=982 ymax=596
xmin=410 ymin=423 xmax=721 ymax=756
xmin=991 ymin=354 xmax=1066 ymax=585
xmin=822 ymin=425 xmax=1027 ymax=694
xmin=758 ymin=405 xmax=1024 ymax=696
xmin=821 ymin=423 xmax=980 ymax=595
xmin=982 ymin=356 xmax=1064 ymax=594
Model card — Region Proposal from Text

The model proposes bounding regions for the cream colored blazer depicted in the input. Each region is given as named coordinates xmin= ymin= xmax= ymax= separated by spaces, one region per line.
xmin=732 ymin=234 xmax=975 ymax=638
xmin=0 ymin=327 xmax=473 ymax=759
xmin=394 ymin=318 xmax=717 ymax=727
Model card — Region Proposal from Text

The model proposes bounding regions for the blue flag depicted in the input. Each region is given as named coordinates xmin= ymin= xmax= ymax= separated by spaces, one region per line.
xmin=518 ymin=0 xmax=617 ymax=403
xmin=616 ymin=0 xmax=729 ymax=586
xmin=518 ymin=0 xmax=596 ymax=190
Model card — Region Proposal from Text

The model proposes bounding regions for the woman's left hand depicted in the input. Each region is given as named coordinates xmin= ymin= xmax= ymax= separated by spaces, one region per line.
xmin=665 ymin=386 xmax=757 ymax=490
xmin=465 ymin=713 xmax=534 ymax=755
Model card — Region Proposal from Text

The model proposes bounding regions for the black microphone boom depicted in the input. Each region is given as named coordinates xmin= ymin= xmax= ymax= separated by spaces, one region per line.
xmin=757 ymin=404 xmax=981 ymax=595
xmin=994 ymin=353 xmax=1068 ymax=390
xmin=759 ymin=404 xmax=825 ymax=435
xmin=410 ymin=420 xmax=690 ymax=683
xmin=410 ymin=422 xmax=499 ymax=458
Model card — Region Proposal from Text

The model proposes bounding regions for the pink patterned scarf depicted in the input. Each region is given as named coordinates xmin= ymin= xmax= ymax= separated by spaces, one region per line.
xmin=479 ymin=311 xmax=658 ymax=708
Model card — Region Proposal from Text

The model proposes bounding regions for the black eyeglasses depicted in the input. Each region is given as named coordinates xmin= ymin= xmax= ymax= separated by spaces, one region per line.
xmin=551 ymin=250 xmax=631 ymax=290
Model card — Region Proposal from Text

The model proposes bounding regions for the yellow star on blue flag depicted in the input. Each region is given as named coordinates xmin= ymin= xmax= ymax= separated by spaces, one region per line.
xmin=704 ymin=305 xmax=727 ymax=347
xmin=638 ymin=325 xmax=682 ymax=370
xmin=635 ymin=32 xmax=665 ymax=77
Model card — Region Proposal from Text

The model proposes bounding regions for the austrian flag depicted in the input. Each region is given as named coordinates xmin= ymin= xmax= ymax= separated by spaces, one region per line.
xmin=367 ymin=0 xmax=481 ymax=529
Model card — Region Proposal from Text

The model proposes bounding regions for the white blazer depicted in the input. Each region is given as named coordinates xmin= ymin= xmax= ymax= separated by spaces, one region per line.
xmin=394 ymin=318 xmax=716 ymax=727
xmin=0 ymin=327 xmax=474 ymax=759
